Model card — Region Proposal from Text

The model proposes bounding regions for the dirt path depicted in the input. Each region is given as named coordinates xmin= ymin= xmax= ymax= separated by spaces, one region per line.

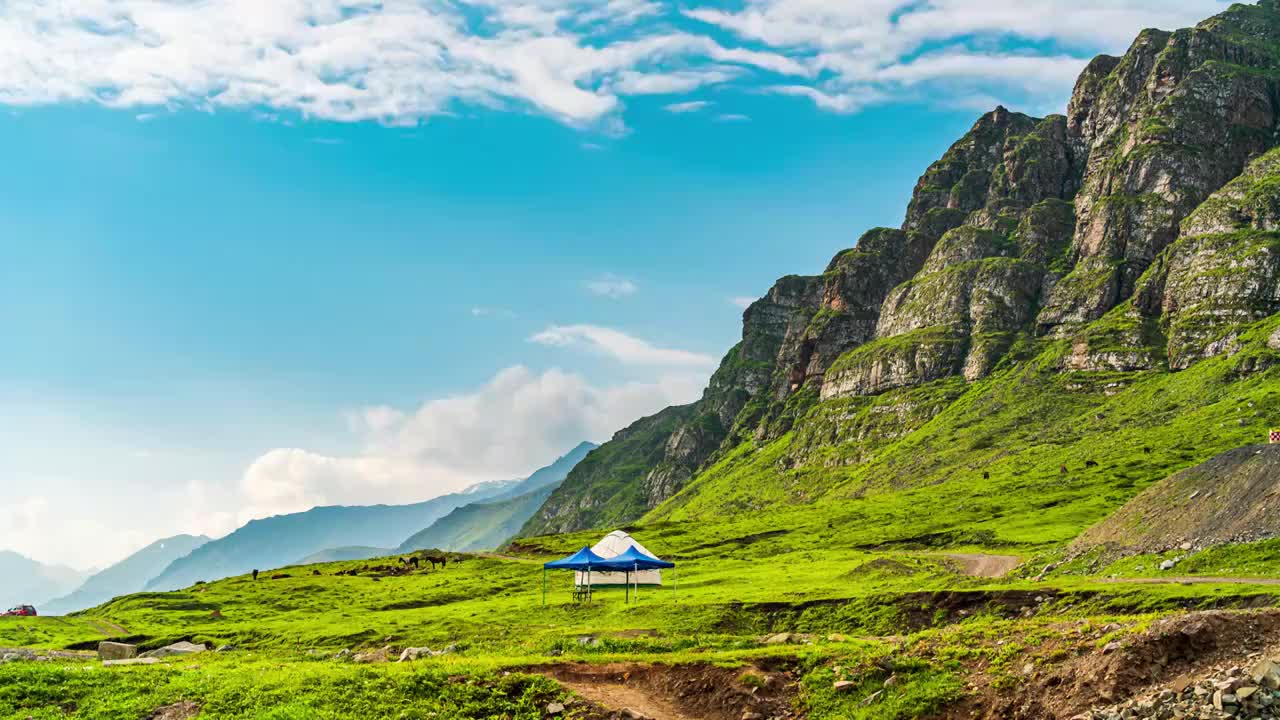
xmin=943 ymin=553 xmax=1023 ymax=578
xmin=1100 ymin=575 xmax=1280 ymax=586
xmin=557 ymin=677 xmax=700 ymax=720
xmin=532 ymin=662 xmax=794 ymax=720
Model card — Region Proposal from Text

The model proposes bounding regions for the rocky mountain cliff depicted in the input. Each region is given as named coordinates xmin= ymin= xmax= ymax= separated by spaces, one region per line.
xmin=523 ymin=0 xmax=1280 ymax=537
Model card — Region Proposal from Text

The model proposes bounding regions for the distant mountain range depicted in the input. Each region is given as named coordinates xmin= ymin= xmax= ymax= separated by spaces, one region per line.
xmin=0 ymin=551 xmax=88 ymax=610
xmin=399 ymin=441 xmax=595 ymax=552
xmin=144 ymin=480 xmax=516 ymax=591
xmin=3 ymin=444 xmax=596 ymax=607
xmin=41 ymin=535 xmax=209 ymax=615
xmin=144 ymin=444 xmax=595 ymax=590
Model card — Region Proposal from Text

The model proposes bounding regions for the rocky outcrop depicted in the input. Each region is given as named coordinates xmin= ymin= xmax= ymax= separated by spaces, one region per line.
xmin=522 ymin=1 xmax=1280 ymax=536
xmin=1041 ymin=5 xmax=1280 ymax=331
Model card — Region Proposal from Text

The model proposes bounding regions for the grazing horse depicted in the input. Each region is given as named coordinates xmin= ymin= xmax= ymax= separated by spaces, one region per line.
xmin=422 ymin=553 xmax=447 ymax=571
xmin=983 ymin=471 xmax=990 ymax=480
xmin=252 ymin=569 xmax=259 ymax=582
xmin=1085 ymin=459 xmax=1099 ymax=468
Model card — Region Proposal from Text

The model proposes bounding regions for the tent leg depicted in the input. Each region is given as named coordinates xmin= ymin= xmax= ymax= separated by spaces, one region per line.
xmin=542 ymin=568 xmax=546 ymax=608
xmin=625 ymin=571 xmax=630 ymax=604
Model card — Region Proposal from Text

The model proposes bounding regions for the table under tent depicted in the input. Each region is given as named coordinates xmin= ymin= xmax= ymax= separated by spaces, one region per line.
xmin=541 ymin=542 xmax=677 ymax=606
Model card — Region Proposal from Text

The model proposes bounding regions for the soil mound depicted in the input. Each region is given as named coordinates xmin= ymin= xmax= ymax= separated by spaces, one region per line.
xmin=1073 ymin=444 xmax=1280 ymax=556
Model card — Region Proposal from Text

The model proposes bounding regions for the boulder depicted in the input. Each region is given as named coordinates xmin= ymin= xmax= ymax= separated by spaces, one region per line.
xmin=98 ymin=642 xmax=138 ymax=661
xmin=546 ymin=702 xmax=565 ymax=715
xmin=1159 ymin=559 xmax=1177 ymax=571
xmin=141 ymin=642 xmax=207 ymax=659
xmin=763 ymin=633 xmax=793 ymax=645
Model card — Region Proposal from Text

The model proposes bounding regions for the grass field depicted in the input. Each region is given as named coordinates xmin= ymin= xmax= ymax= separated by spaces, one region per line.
xmin=4 ymin=514 xmax=1280 ymax=720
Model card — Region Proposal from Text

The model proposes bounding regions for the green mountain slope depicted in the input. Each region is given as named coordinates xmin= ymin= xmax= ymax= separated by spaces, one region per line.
xmin=399 ymin=486 xmax=557 ymax=552
xmin=399 ymin=442 xmax=595 ymax=552
xmin=42 ymin=535 xmax=209 ymax=615
xmin=522 ymin=0 xmax=1280 ymax=549
xmin=295 ymin=547 xmax=394 ymax=565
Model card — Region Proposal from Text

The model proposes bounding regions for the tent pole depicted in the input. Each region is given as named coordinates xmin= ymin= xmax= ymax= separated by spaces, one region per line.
xmin=542 ymin=568 xmax=546 ymax=608
xmin=625 ymin=570 xmax=630 ymax=604
xmin=674 ymin=566 xmax=678 ymax=604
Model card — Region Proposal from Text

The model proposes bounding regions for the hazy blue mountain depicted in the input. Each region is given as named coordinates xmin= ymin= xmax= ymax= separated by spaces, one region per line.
xmin=398 ymin=441 xmax=596 ymax=552
xmin=0 ymin=551 xmax=88 ymax=611
xmin=144 ymin=479 xmax=518 ymax=591
xmin=42 ymin=535 xmax=210 ymax=615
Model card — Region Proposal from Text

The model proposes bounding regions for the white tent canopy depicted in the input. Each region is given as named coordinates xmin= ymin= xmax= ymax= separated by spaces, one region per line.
xmin=575 ymin=530 xmax=664 ymax=586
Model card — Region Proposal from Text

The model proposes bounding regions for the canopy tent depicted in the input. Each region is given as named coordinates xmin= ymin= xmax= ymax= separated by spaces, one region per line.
xmin=598 ymin=545 xmax=678 ymax=604
xmin=540 ymin=535 xmax=680 ymax=602
xmin=541 ymin=546 xmax=611 ymax=605
xmin=599 ymin=545 xmax=675 ymax=571
xmin=576 ymin=530 xmax=666 ymax=586
xmin=542 ymin=546 xmax=610 ymax=570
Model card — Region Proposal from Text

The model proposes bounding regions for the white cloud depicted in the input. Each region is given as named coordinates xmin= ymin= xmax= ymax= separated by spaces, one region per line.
xmin=663 ymin=100 xmax=712 ymax=114
xmin=730 ymin=296 xmax=756 ymax=310
xmin=0 ymin=1 xmax=1232 ymax=126
xmin=530 ymin=324 xmax=716 ymax=368
xmin=236 ymin=365 xmax=707 ymax=519
xmin=1 ymin=495 xmax=149 ymax=572
xmin=585 ymin=274 xmax=638 ymax=298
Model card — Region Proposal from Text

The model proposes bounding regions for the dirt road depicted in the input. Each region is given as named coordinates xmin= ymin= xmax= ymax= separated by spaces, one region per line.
xmin=943 ymin=553 xmax=1023 ymax=578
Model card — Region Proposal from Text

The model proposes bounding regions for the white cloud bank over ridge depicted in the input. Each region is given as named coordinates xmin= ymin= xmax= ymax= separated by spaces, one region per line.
xmin=237 ymin=364 xmax=707 ymax=520
xmin=0 ymin=1 xmax=1230 ymax=126
xmin=235 ymin=325 xmax=712 ymax=520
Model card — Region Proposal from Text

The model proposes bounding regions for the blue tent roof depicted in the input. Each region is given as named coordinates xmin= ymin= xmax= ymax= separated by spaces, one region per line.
xmin=543 ymin=546 xmax=611 ymax=570
xmin=599 ymin=545 xmax=675 ymax=571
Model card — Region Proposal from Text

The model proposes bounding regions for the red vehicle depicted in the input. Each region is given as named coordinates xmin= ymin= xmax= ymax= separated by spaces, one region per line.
xmin=1 ymin=606 xmax=37 ymax=617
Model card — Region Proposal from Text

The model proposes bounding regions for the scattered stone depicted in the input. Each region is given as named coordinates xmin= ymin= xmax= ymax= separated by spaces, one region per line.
xmin=1080 ymin=664 xmax=1280 ymax=720
xmin=1103 ymin=641 xmax=1123 ymax=654
xmin=98 ymin=642 xmax=138 ymax=661
xmin=104 ymin=657 xmax=161 ymax=667
xmin=1159 ymin=559 xmax=1177 ymax=571
xmin=859 ymin=690 xmax=884 ymax=707
xmin=833 ymin=680 xmax=857 ymax=693
xmin=763 ymin=633 xmax=793 ymax=645
xmin=141 ymin=642 xmax=207 ymax=659
xmin=215 ymin=645 xmax=235 ymax=653
xmin=398 ymin=647 xmax=432 ymax=662
xmin=333 ymin=649 xmax=352 ymax=661
xmin=741 ymin=712 xmax=763 ymax=720
xmin=620 ymin=708 xmax=650 ymax=720
xmin=545 ymin=702 xmax=565 ymax=715
xmin=576 ymin=636 xmax=600 ymax=647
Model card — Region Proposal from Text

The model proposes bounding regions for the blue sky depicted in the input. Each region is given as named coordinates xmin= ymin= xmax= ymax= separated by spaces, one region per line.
xmin=0 ymin=0 xmax=1231 ymax=569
